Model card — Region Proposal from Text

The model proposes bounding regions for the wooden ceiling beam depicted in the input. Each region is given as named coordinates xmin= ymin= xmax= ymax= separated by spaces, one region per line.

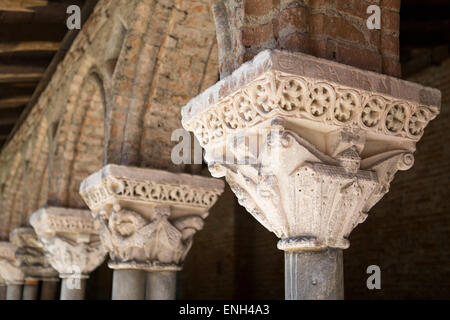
xmin=0 ymin=95 xmax=31 ymax=109
xmin=0 ymin=0 xmax=48 ymax=12
xmin=0 ymin=23 xmax=66 ymax=42
xmin=0 ymin=116 xmax=20 ymax=126
xmin=0 ymin=41 xmax=60 ymax=54
xmin=0 ymin=64 xmax=45 ymax=83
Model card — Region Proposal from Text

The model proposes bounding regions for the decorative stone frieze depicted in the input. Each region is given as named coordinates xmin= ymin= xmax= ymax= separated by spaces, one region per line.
xmin=181 ymin=50 xmax=441 ymax=251
xmin=79 ymin=164 xmax=225 ymax=271
xmin=9 ymin=228 xmax=58 ymax=281
xmin=0 ymin=242 xmax=24 ymax=285
xmin=30 ymin=207 xmax=106 ymax=279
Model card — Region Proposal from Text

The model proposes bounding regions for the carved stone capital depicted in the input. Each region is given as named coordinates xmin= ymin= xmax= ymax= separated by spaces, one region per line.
xmin=80 ymin=165 xmax=225 ymax=271
xmin=0 ymin=242 xmax=24 ymax=285
xmin=181 ymin=50 xmax=441 ymax=251
xmin=9 ymin=228 xmax=58 ymax=281
xmin=30 ymin=207 xmax=106 ymax=279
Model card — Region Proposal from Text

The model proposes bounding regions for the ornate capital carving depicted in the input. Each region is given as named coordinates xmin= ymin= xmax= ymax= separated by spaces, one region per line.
xmin=9 ymin=228 xmax=58 ymax=281
xmin=183 ymin=50 xmax=440 ymax=147
xmin=30 ymin=207 xmax=106 ymax=279
xmin=181 ymin=50 xmax=440 ymax=251
xmin=80 ymin=165 xmax=225 ymax=271
xmin=0 ymin=242 xmax=24 ymax=285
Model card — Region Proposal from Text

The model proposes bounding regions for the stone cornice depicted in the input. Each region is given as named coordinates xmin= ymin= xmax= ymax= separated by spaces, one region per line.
xmin=30 ymin=207 xmax=106 ymax=278
xmin=79 ymin=165 xmax=225 ymax=271
xmin=182 ymin=50 xmax=440 ymax=146
xmin=79 ymin=164 xmax=225 ymax=212
xmin=30 ymin=207 xmax=98 ymax=236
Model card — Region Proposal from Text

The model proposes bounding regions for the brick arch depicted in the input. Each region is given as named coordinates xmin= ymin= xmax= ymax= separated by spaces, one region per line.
xmin=24 ymin=118 xmax=50 ymax=217
xmin=66 ymin=73 xmax=106 ymax=208
xmin=0 ymin=159 xmax=23 ymax=239
xmin=0 ymin=152 xmax=22 ymax=226
xmin=48 ymin=56 xmax=107 ymax=207
xmin=106 ymin=0 xmax=219 ymax=169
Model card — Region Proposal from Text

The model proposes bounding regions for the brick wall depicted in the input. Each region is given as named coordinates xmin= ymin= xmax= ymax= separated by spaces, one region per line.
xmin=214 ymin=0 xmax=400 ymax=77
xmin=344 ymin=58 xmax=450 ymax=299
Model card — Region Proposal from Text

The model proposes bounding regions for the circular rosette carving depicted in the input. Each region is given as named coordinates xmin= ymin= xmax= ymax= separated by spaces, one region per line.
xmin=248 ymin=78 xmax=276 ymax=114
xmin=306 ymin=83 xmax=335 ymax=120
xmin=384 ymin=103 xmax=409 ymax=134
xmin=233 ymin=93 xmax=260 ymax=125
xmin=407 ymin=106 xmax=435 ymax=138
xmin=279 ymin=77 xmax=307 ymax=114
xmin=360 ymin=96 xmax=385 ymax=129
xmin=333 ymin=89 xmax=360 ymax=123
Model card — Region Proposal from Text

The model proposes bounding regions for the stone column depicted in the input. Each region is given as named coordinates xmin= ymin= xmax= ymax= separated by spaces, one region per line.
xmin=181 ymin=50 xmax=441 ymax=299
xmin=30 ymin=207 xmax=107 ymax=300
xmin=0 ymin=242 xmax=24 ymax=300
xmin=9 ymin=228 xmax=59 ymax=300
xmin=0 ymin=278 xmax=6 ymax=300
xmin=79 ymin=165 xmax=224 ymax=300
xmin=40 ymin=279 xmax=59 ymax=300
xmin=22 ymin=279 xmax=39 ymax=300
xmin=146 ymin=271 xmax=176 ymax=300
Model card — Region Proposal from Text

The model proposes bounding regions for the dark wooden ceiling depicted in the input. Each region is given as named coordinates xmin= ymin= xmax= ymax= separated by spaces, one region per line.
xmin=0 ymin=0 xmax=92 ymax=149
xmin=0 ymin=0 xmax=449 ymax=149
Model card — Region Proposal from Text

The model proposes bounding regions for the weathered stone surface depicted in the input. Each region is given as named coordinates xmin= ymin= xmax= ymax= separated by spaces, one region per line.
xmin=183 ymin=50 xmax=440 ymax=144
xmin=0 ymin=242 xmax=24 ymax=285
xmin=9 ymin=227 xmax=58 ymax=281
xmin=80 ymin=164 xmax=225 ymax=271
xmin=181 ymin=50 xmax=441 ymax=251
xmin=30 ymin=207 xmax=106 ymax=278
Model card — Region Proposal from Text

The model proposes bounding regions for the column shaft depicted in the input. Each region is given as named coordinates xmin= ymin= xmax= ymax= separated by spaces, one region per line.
xmin=60 ymin=278 xmax=86 ymax=300
xmin=22 ymin=281 xmax=39 ymax=300
xmin=6 ymin=284 xmax=23 ymax=300
xmin=146 ymin=271 xmax=176 ymax=300
xmin=285 ymin=248 xmax=344 ymax=300
xmin=112 ymin=270 xmax=146 ymax=300
xmin=41 ymin=281 xmax=59 ymax=300
xmin=0 ymin=285 xmax=6 ymax=300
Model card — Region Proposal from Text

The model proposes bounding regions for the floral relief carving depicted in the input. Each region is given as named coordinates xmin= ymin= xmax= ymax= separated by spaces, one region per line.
xmin=183 ymin=71 xmax=439 ymax=147
xmin=80 ymin=175 xmax=222 ymax=212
